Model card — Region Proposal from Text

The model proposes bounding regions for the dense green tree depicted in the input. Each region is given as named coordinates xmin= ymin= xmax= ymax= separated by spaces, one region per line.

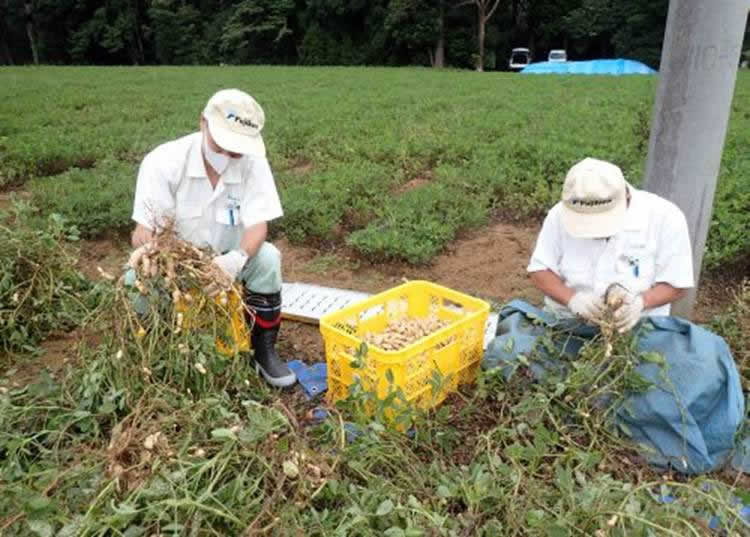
xmin=1 ymin=0 xmax=14 ymax=64
xmin=459 ymin=0 xmax=502 ymax=71
xmin=7 ymin=0 xmax=89 ymax=63
xmin=385 ymin=0 xmax=440 ymax=66
xmin=149 ymin=1 xmax=205 ymax=64
xmin=69 ymin=0 xmax=146 ymax=64
xmin=298 ymin=0 xmax=389 ymax=65
xmin=563 ymin=0 xmax=667 ymax=68
xmin=520 ymin=0 xmax=580 ymax=58
xmin=3 ymin=0 xmax=738 ymax=70
xmin=220 ymin=0 xmax=295 ymax=64
xmin=24 ymin=0 xmax=39 ymax=64
xmin=611 ymin=0 xmax=668 ymax=69
xmin=564 ymin=0 xmax=618 ymax=58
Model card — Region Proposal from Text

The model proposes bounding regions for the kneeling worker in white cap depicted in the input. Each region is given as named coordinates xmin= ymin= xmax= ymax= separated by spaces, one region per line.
xmin=129 ymin=89 xmax=295 ymax=387
xmin=527 ymin=157 xmax=694 ymax=332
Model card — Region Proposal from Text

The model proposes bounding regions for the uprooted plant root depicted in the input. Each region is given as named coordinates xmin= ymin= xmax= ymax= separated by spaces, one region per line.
xmin=115 ymin=228 xmax=254 ymax=343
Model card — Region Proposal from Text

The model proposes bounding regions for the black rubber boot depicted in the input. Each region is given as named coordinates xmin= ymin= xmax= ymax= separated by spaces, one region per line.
xmin=244 ymin=290 xmax=296 ymax=388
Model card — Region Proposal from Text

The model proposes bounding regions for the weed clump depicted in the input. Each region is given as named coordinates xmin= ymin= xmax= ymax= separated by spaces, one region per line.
xmin=108 ymin=228 xmax=257 ymax=406
xmin=712 ymin=279 xmax=750 ymax=387
xmin=0 ymin=202 xmax=96 ymax=354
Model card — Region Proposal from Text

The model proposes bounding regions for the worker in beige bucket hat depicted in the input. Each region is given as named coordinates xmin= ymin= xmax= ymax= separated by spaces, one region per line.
xmin=527 ymin=157 xmax=694 ymax=332
xmin=127 ymin=88 xmax=295 ymax=388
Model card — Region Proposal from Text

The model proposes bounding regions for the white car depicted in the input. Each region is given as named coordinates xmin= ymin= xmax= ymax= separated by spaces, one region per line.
xmin=509 ymin=48 xmax=532 ymax=71
xmin=548 ymin=49 xmax=568 ymax=62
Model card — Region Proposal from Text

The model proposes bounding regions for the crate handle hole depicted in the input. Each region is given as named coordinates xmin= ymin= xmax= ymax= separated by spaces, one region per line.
xmin=359 ymin=304 xmax=384 ymax=322
xmin=442 ymin=298 xmax=465 ymax=313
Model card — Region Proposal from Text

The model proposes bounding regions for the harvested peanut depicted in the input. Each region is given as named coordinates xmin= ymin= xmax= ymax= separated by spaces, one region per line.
xmin=141 ymin=255 xmax=151 ymax=276
xmin=363 ymin=314 xmax=450 ymax=351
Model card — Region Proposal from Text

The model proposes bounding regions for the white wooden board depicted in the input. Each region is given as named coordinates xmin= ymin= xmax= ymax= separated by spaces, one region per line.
xmin=281 ymin=282 xmax=370 ymax=323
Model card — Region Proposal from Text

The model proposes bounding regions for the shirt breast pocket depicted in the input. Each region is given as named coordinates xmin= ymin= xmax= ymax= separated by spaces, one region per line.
xmin=619 ymin=239 xmax=656 ymax=291
xmin=215 ymin=203 xmax=242 ymax=227
xmin=214 ymin=205 xmax=243 ymax=253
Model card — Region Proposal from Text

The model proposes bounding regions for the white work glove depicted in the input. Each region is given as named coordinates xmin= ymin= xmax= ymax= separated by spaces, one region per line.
xmin=568 ymin=291 xmax=606 ymax=323
xmin=206 ymin=250 xmax=249 ymax=295
xmin=613 ymin=293 xmax=645 ymax=333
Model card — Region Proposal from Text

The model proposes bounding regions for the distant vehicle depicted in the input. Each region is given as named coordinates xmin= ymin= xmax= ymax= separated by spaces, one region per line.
xmin=509 ymin=48 xmax=532 ymax=71
xmin=548 ymin=49 xmax=568 ymax=62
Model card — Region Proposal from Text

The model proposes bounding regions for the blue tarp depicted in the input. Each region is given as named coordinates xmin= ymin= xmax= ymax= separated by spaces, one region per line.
xmin=287 ymin=360 xmax=327 ymax=399
xmin=521 ymin=59 xmax=657 ymax=75
xmin=483 ymin=300 xmax=746 ymax=475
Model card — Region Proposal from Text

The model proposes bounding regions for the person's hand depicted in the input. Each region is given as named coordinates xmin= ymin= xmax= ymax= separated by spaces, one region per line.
xmin=132 ymin=224 xmax=154 ymax=248
xmin=568 ymin=291 xmax=605 ymax=322
xmin=212 ymin=250 xmax=248 ymax=281
xmin=204 ymin=250 xmax=248 ymax=296
xmin=613 ymin=293 xmax=645 ymax=333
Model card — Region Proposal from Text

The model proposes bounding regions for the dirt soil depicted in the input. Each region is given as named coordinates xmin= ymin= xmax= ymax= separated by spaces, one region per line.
xmin=10 ymin=220 xmax=742 ymax=375
xmin=75 ymin=235 xmax=132 ymax=281
xmin=277 ymin=221 xmax=543 ymax=363
xmin=275 ymin=221 xmax=741 ymax=363
xmin=0 ymin=189 xmax=31 ymax=211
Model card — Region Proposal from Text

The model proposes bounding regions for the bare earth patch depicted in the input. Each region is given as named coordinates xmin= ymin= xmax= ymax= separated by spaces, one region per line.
xmin=37 ymin=155 xmax=97 ymax=177
xmin=1 ymin=329 xmax=99 ymax=387
xmin=0 ymin=189 xmax=31 ymax=211
xmin=277 ymin=221 xmax=739 ymax=362
xmin=392 ymin=174 xmax=432 ymax=195
xmin=75 ymin=235 xmax=131 ymax=281
xmin=277 ymin=221 xmax=543 ymax=363
xmin=289 ymin=157 xmax=314 ymax=176
xmin=14 ymin=223 xmax=741 ymax=371
xmin=281 ymin=220 xmax=541 ymax=303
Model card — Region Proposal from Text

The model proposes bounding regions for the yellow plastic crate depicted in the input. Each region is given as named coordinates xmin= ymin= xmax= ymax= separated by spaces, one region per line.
xmin=320 ymin=281 xmax=489 ymax=409
xmin=175 ymin=288 xmax=250 ymax=356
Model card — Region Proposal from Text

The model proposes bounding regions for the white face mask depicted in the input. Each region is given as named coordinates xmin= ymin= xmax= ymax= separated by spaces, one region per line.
xmin=202 ymin=132 xmax=230 ymax=175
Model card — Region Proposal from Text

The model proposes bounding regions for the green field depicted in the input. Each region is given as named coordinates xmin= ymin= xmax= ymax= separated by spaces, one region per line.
xmin=1 ymin=67 xmax=749 ymax=536
xmin=2 ymin=66 xmax=748 ymax=268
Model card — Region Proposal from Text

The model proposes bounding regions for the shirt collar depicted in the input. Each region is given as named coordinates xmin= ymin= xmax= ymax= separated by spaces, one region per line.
xmin=186 ymin=132 xmax=241 ymax=184
xmin=187 ymin=133 xmax=208 ymax=178
xmin=622 ymin=187 xmax=647 ymax=231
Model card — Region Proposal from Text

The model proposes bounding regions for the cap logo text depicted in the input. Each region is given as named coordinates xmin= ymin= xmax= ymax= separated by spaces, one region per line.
xmin=226 ymin=112 xmax=258 ymax=130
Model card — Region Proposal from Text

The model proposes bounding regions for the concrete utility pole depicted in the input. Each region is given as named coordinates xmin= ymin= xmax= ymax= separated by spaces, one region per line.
xmin=644 ymin=0 xmax=749 ymax=318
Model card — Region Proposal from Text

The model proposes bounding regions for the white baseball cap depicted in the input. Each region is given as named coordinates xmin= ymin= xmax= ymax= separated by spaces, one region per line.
xmin=202 ymin=89 xmax=266 ymax=157
xmin=560 ymin=157 xmax=628 ymax=239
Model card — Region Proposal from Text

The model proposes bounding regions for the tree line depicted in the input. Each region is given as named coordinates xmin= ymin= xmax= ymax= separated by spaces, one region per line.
xmin=1 ymin=0 xmax=747 ymax=70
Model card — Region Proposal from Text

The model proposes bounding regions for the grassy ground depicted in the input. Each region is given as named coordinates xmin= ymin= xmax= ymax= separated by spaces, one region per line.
xmin=1 ymin=66 xmax=749 ymax=536
xmin=1 ymin=257 xmax=748 ymax=536
xmin=1 ymin=66 xmax=748 ymax=268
